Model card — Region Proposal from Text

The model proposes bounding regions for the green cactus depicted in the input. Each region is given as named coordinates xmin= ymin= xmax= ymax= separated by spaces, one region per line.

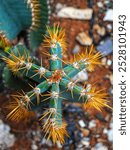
xmin=0 ymin=0 xmax=50 ymax=51
xmin=1 ymin=25 xmax=111 ymax=144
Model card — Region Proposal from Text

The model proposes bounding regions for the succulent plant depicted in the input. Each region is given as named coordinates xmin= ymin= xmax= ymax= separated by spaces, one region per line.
xmin=0 ymin=0 xmax=50 ymax=50
xmin=1 ymin=25 xmax=111 ymax=144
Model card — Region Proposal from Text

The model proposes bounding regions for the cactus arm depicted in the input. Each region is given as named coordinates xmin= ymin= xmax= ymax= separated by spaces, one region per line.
xmin=2 ymin=54 xmax=52 ymax=83
xmin=29 ymin=0 xmax=49 ymax=50
xmin=18 ymin=80 xmax=51 ymax=110
xmin=50 ymin=43 xmax=62 ymax=71
xmin=1 ymin=44 xmax=52 ymax=83
xmin=60 ymin=78 xmax=87 ymax=103
xmin=48 ymin=41 xmax=63 ymax=123
xmin=49 ymin=83 xmax=62 ymax=125
xmin=2 ymin=67 xmax=32 ymax=90
xmin=63 ymin=63 xmax=86 ymax=79
xmin=20 ymin=63 xmax=52 ymax=83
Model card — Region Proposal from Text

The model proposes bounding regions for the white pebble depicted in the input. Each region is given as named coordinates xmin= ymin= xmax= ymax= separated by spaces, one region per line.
xmin=78 ymin=120 xmax=86 ymax=128
xmin=104 ymin=9 xmax=113 ymax=21
xmin=107 ymin=59 xmax=112 ymax=66
xmin=88 ymin=120 xmax=96 ymax=128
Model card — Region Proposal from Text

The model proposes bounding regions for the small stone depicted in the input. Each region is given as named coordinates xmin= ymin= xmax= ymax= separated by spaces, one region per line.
xmin=107 ymin=59 xmax=112 ymax=66
xmin=108 ymin=129 xmax=113 ymax=142
xmin=76 ymin=32 xmax=92 ymax=46
xmin=101 ymin=57 xmax=107 ymax=65
xmin=104 ymin=9 xmax=113 ymax=21
xmin=46 ymin=140 xmax=53 ymax=147
xmin=103 ymin=128 xmax=108 ymax=134
xmin=31 ymin=144 xmax=38 ymax=150
xmin=97 ymin=2 xmax=104 ymax=8
xmin=97 ymin=39 xmax=113 ymax=56
xmin=0 ymin=120 xmax=15 ymax=149
xmin=104 ymin=0 xmax=110 ymax=4
xmin=72 ymin=45 xmax=80 ymax=54
xmin=110 ymin=122 xmax=113 ymax=129
xmin=95 ymin=134 xmax=100 ymax=138
xmin=76 ymin=143 xmax=83 ymax=149
xmin=97 ymin=27 xmax=106 ymax=36
xmin=93 ymin=24 xmax=106 ymax=36
xmin=88 ymin=120 xmax=96 ymax=128
xmin=81 ymin=137 xmax=90 ymax=146
xmin=93 ymin=143 xmax=108 ymax=150
xmin=41 ymin=138 xmax=46 ymax=145
xmin=57 ymin=7 xmax=93 ymax=20
xmin=55 ymin=3 xmax=65 ymax=12
xmin=107 ymin=24 xmax=112 ymax=30
xmin=57 ymin=141 xmax=63 ymax=148
xmin=80 ymin=128 xmax=90 ymax=137
xmin=78 ymin=120 xmax=86 ymax=128
xmin=73 ymin=69 xmax=88 ymax=82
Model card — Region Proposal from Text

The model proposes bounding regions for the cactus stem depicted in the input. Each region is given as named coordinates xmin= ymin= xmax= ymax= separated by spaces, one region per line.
xmin=26 ymin=0 xmax=41 ymax=30
xmin=43 ymin=24 xmax=66 ymax=51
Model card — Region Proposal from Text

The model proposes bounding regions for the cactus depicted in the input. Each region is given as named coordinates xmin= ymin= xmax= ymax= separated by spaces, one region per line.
xmin=0 ymin=0 xmax=50 ymax=51
xmin=1 ymin=25 xmax=111 ymax=144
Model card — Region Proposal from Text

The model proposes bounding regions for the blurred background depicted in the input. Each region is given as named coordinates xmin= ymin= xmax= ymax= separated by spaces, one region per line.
xmin=0 ymin=0 xmax=113 ymax=149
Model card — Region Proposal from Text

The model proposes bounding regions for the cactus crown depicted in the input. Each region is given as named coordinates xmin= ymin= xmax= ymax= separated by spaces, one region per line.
xmin=1 ymin=25 xmax=111 ymax=144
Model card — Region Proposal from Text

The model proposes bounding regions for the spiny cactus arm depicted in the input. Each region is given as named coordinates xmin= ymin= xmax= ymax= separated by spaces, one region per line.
xmin=29 ymin=0 xmax=50 ymax=50
xmin=40 ymin=83 xmax=68 ymax=144
xmin=63 ymin=63 xmax=86 ymax=79
xmin=59 ymin=78 xmax=87 ymax=103
xmin=63 ymin=46 xmax=102 ymax=79
xmin=2 ymin=67 xmax=33 ymax=90
xmin=2 ymin=51 xmax=52 ymax=83
xmin=49 ymin=83 xmax=62 ymax=124
xmin=12 ymin=80 xmax=51 ymax=111
xmin=60 ymin=78 xmax=110 ymax=111
xmin=50 ymin=43 xmax=62 ymax=71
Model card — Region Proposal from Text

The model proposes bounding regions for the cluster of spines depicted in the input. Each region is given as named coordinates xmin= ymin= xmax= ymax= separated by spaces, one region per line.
xmin=2 ymin=25 xmax=111 ymax=144
xmin=0 ymin=32 xmax=11 ymax=51
xmin=26 ymin=0 xmax=51 ymax=31
xmin=26 ymin=0 xmax=41 ymax=30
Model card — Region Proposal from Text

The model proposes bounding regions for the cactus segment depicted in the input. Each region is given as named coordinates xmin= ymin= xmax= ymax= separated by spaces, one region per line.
xmin=28 ymin=0 xmax=49 ymax=50
xmin=0 ymin=0 xmax=49 ymax=50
